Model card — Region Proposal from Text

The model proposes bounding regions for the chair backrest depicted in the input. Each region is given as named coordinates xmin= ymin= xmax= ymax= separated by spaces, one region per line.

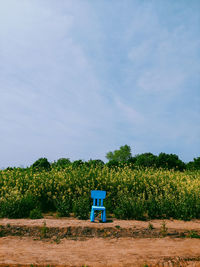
xmin=91 ymin=190 xmax=106 ymax=206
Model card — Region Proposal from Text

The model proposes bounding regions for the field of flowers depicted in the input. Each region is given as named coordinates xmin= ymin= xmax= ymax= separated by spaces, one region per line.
xmin=0 ymin=165 xmax=200 ymax=220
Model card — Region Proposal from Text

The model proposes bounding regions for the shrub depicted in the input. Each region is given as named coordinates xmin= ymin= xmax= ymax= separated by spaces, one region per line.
xmin=29 ymin=208 xmax=43 ymax=219
xmin=114 ymin=195 xmax=146 ymax=220
xmin=73 ymin=197 xmax=90 ymax=220
xmin=0 ymin=194 xmax=36 ymax=219
xmin=54 ymin=197 xmax=71 ymax=217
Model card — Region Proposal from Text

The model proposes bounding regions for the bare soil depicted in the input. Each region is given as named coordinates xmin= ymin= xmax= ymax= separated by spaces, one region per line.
xmin=0 ymin=217 xmax=200 ymax=266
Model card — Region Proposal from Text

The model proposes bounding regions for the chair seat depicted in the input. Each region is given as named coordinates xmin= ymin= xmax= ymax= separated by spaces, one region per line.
xmin=92 ymin=206 xmax=106 ymax=210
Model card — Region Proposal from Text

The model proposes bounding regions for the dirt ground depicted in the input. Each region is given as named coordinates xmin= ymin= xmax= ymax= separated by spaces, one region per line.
xmin=0 ymin=217 xmax=200 ymax=267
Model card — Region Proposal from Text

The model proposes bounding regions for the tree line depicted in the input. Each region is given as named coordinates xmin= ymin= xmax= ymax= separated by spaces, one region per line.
xmin=4 ymin=145 xmax=199 ymax=172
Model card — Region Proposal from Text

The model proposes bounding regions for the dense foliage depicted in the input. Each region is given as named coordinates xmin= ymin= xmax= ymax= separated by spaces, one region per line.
xmin=105 ymin=145 xmax=200 ymax=171
xmin=0 ymin=165 xmax=200 ymax=220
xmin=106 ymin=145 xmax=132 ymax=162
xmin=31 ymin=157 xmax=51 ymax=171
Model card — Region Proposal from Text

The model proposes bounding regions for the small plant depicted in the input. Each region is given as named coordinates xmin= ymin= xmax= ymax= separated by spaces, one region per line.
xmin=40 ymin=221 xmax=48 ymax=238
xmin=54 ymin=236 xmax=61 ymax=244
xmin=148 ymin=222 xmax=154 ymax=230
xmin=187 ymin=230 xmax=200 ymax=238
xmin=115 ymin=225 xmax=121 ymax=229
xmin=160 ymin=221 xmax=168 ymax=237
xmin=0 ymin=225 xmax=4 ymax=237
xmin=29 ymin=208 xmax=43 ymax=219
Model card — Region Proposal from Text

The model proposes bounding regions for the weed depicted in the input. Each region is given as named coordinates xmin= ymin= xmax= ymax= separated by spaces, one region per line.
xmin=54 ymin=236 xmax=61 ymax=244
xmin=160 ymin=221 xmax=168 ymax=237
xmin=29 ymin=208 xmax=43 ymax=219
xmin=40 ymin=221 xmax=48 ymax=238
xmin=0 ymin=229 xmax=3 ymax=237
xmin=187 ymin=230 xmax=200 ymax=238
xmin=148 ymin=222 xmax=154 ymax=230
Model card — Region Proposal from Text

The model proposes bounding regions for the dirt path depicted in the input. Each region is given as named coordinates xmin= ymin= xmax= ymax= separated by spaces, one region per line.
xmin=0 ymin=236 xmax=200 ymax=266
xmin=0 ymin=218 xmax=200 ymax=266
xmin=1 ymin=217 xmax=200 ymax=231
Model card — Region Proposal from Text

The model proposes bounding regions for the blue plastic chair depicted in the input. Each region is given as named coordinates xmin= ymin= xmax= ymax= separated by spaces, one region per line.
xmin=90 ymin=190 xmax=106 ymax=222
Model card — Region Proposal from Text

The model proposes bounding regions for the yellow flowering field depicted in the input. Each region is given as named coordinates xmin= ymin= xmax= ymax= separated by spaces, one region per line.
xmin=0 ymin=165 xmax=200 ymax=220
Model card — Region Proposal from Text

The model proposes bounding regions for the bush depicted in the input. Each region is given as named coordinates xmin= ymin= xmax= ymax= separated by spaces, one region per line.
xmin=0 ymin=195 xmax=36 ymax=219
xmin=55 ymin=197 xmax=71 ymax=217
xmin=114 ymin=195 xmax=146 ymax=220
xmin=29 ymin=208 xmax=43 ymax=219
xmin=73 ymin=197 xmax=90 ymax=220
xmin=104 ymin=198 xmax=115 ymax=215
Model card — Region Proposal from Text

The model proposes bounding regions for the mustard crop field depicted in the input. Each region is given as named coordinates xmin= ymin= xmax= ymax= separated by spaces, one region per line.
xmin=0 ymin=165 xmax=200 ymax=220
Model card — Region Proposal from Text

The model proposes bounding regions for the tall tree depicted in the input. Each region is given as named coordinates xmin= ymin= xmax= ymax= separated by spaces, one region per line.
xmin=106 ymin=145 xmax=132 ymax=162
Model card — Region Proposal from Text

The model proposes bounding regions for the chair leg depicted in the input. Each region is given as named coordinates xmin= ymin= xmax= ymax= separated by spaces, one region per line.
xmin=90 ymin=209 xmax=95 ymax=222
xmin=102 ymin=210 xmax=106 ymax=222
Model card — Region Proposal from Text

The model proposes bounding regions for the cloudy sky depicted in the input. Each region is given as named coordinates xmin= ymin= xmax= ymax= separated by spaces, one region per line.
xmin=0 ymin=0 xmax=200 ymax=167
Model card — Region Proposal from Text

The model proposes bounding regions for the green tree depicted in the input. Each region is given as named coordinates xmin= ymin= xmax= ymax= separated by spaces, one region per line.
xmin=31 ymin=158 xmax=51 ymax=171
xmin=72 ymin=160 xmax=84 ymax=168
xmin=135 ymin=153 xmax=157 ymax=168
xmin=157 ymin=153 xmax=185 ymax=171
xmin=106 ymin=145 xmax=132 ymax=162
xmin=87 ymin=159 xmax=104 ymax=168
xmin=52 ymin=158 xmax=71 ymax=169
xmin=187 ymin=157 xmax=200 ymax=170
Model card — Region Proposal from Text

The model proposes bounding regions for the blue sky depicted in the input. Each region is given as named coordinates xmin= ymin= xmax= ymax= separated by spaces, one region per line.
xmin=0 ymin=0 xmax=200 ymax=168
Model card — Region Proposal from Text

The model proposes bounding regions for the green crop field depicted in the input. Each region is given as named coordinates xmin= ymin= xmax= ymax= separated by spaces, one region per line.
xmin=0 ymin=165 xmax=200 ymax=220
